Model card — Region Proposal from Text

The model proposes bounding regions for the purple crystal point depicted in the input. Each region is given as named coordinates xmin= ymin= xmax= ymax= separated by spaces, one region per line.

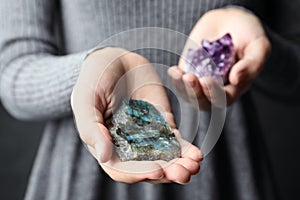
xmin=184 ymin=33 xmax=235 ymax=83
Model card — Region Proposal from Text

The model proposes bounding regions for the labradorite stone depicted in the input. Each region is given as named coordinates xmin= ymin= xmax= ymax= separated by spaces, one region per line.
xmin=108 ymin=99 xmax=181 ymax=161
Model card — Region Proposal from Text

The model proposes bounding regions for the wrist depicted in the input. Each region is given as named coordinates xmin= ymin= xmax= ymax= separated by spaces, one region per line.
xmin=120 ymin=51 xmax=151 ymax=72
xmin=82 ymin=47 xmax=128 ymax=72
xmin=87 ymin=47 xmax=127 ymax=60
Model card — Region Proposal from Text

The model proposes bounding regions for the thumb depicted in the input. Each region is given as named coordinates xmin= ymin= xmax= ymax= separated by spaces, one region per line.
xmin=229 ymin=37 xmax=271 ymax=86
xmin=71 ymin=88 xmax=113 ymax=163
xmin=76 ymin=120 xmax=113 ymax=163
xmin=93 ymin=124 xmax=114 ymax=163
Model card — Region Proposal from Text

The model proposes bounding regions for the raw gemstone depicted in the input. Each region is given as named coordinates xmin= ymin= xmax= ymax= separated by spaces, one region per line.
xmin=184 ymin=33 xmax=235 ymax=83
xmin=108 ymin=99 xmax=181 ymax=161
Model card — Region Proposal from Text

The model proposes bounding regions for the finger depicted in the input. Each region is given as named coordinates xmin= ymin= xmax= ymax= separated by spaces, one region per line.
xmin=126 ymin=64 xmax=176 ymax=127
xmin=86 ymin=141 xmax=112 ymax=165
xmin=175 ymin=157 xmax=200 ymax=175
xmin=155 ymin=159 xmax=192 ymax=184
xmin=163 ymin=162 xmax=191 ymax=184
xmin=223 ymin=82 xmax=251 ymax=105
xmin=200 ymin=77 xmax=227 ymax=108
xmin=173 ymin=129 xmax=203 ymax=162
xmin=168 ymin=66 xmax=189 ymax=101
xmin=145 ymin=168 xmax=171 ymax=184
xmin=223 ymin=84 xmax=239 ymax=105
xmin=228 ymin=59 xmax=253 ymax=86
xmin=229 ymin=37 xmax=270 ymax=86
xmin=100 ymin=160 xmax=164 ymax=184
xmin=179 ymin=138 xmax=204 ymax=162
xmin=155 ymin=156 xmax=200 ymax=176
xmin=182 ymin=73 xmax=211 ymax=110
xmin=80 ymin=122 xmax=113 ymax=163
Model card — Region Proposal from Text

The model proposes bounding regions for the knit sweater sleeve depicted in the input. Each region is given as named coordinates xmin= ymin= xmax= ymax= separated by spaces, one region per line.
xmin=0 ymin=0 xmax=89 ymax=120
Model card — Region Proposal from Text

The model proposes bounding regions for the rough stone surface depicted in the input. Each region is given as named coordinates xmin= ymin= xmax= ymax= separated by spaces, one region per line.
xmin=108 ymin=99 xmax=181 ymax=161
xmin=184 ymin=33 xmax=235 ymax=83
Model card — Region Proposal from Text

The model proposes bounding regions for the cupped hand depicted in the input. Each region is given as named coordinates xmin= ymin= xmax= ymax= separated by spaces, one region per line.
xmin=71 ymin=47 xmax=203 ymax=184
xmin=168 ymin=8 xmax=271 ymax=108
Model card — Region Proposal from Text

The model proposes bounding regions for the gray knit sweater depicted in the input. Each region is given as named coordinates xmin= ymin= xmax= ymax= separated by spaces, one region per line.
xmin=1 ymin=0 xmax=299 ymax=200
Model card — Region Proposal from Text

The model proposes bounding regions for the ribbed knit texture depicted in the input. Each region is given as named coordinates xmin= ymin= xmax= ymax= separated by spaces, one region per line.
xmin=1 ymin=0 xmax=298 ymax=199
xmin=0 ymin=0 xmax=88 ymax=120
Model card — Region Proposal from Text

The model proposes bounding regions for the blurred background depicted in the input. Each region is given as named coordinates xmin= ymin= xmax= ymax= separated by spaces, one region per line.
xmin=0 ymin=90 xmax=300 ymax=200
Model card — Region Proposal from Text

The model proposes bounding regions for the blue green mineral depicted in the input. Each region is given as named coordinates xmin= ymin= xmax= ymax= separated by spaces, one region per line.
xmin=108 ymin=99 xmax=181 ymax=161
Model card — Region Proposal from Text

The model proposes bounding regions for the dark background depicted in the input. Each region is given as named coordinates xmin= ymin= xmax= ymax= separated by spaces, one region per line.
xmin=0 ymin=90 xmax=300 ymax=200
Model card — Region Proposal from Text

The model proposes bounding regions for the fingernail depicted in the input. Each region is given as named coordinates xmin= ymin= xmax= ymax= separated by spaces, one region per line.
xmin=175 ymin=180 xmax=188 ymax=185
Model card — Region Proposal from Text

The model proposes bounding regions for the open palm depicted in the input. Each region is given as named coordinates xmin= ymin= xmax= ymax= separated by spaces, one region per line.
xmin=169 ymin=8 xmax=271 ymax=108
xmin=71 ymin=47 xmax=203 ymax=184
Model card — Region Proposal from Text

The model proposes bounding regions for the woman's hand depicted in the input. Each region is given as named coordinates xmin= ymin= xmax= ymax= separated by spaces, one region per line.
xmin=168 ymin=8 xmax=271 ymax=108
xmin=71 ymin=47 xmax=203 ymax=184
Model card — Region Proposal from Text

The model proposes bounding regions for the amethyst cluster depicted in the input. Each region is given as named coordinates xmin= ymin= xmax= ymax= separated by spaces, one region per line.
xmin=184 ymin=33 xmax=235 ymax=83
